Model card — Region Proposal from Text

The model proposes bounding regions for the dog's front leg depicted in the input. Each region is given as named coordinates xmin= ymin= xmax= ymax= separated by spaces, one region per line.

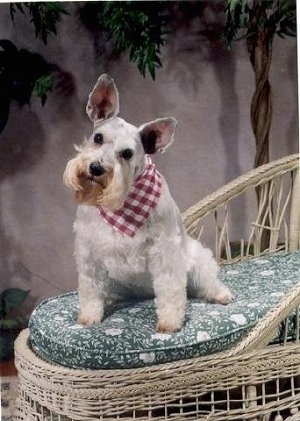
xmin=77 ymin=273 xmax=106 ymax=326
xmin=148 ymin=244 xmax=187 ymax=333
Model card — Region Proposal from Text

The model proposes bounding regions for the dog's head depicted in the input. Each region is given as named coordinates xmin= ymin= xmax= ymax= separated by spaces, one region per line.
xmin=63 ymin=74 xmax=177 ymax=210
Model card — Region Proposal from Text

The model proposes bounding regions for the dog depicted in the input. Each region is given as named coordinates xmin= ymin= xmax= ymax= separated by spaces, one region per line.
xmin=63 ymin=74 xmax=233 ymax=333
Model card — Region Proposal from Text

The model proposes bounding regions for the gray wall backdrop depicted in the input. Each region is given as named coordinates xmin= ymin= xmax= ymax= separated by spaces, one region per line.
xmin=0 ymin=3 xmax=298 ymax=314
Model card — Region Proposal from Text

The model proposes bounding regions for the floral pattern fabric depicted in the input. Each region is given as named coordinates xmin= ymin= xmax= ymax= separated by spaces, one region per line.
xmin=29 ymin=251 xmax=300 ymax=369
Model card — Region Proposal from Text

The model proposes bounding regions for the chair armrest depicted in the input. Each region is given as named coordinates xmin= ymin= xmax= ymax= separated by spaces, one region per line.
xmin=182 ymin=154 xmax=299 ymax=262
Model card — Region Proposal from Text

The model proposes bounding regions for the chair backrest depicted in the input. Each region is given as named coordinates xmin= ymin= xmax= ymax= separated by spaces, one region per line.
xmin=182 ymin=154 xmax=300 ymax=264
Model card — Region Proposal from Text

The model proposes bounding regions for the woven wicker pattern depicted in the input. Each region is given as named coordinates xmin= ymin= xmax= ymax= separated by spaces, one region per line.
xmin=14 ymin=154 xmax=300 ymax=420
xmin=182 ymin=154 xmax=300 ymax=261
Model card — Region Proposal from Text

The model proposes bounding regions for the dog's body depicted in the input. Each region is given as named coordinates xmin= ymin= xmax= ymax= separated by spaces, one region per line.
xmin=64 ymin=74 xmax=233 ymax=332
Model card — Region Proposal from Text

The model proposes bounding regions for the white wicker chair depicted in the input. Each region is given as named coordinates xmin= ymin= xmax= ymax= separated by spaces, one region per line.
xmin=14 ymin=153 xmax=300 ymax=421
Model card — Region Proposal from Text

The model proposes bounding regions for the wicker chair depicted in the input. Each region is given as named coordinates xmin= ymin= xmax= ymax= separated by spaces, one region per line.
xmin=14 ymin=153 xmax=300 ymax=421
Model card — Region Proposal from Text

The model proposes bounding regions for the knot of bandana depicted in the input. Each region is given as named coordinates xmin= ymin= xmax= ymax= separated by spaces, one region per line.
xmin=98 ymin=157 xmax=162 ymax=237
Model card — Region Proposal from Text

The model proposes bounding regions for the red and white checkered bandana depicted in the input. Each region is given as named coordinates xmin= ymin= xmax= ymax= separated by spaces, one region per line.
xmin=98 ymin=157 xmax=162 ymax=237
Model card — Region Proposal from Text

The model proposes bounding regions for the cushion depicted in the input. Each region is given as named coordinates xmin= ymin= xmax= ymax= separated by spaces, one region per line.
xmin=29 ymin=251 xmax=300 ymax=369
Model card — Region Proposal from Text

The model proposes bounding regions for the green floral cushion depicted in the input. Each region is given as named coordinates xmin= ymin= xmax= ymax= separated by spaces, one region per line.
xmin=29 ymin=251 xmax=300 ymax=369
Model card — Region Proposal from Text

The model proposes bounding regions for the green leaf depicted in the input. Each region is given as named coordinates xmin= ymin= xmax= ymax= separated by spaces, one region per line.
xmin=9 ymin=3 xmax=25 ymax=22
xmin=33 ymin=73 xmax=54 ymax=105
xmin=0 ymin=288 xmax=30 ymax=317
xmin=98 ymin=1 xmax=166 ymax=79
xmin=9 ymin=2 xmax=69 ymax=44
xmin=224 ymin=0 xmax=296 ymax=45
xmin=0 ymin=316 xmax=25 ymax=329
xmin=228 ymin=0 xmax=241 ymax=13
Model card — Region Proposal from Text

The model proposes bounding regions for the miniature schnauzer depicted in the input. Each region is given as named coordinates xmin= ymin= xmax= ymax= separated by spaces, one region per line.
xmin=63 ymin=74 xmax=233 ymax=333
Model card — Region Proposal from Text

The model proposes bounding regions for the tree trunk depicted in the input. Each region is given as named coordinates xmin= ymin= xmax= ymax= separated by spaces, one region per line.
xmin=247 ymin=4 xmax=274 ymax=169
xmin=246 ymin=1 xmax=275 ymax=251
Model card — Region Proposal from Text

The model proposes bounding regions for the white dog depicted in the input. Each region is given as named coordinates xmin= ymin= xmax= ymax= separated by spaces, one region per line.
xmin=63 ymin=74 xmax=233 ymax=333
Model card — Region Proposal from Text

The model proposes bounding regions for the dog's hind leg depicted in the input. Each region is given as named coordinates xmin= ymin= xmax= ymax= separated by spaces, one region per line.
xmin=186 ymin=237 xmax=233 ymax=304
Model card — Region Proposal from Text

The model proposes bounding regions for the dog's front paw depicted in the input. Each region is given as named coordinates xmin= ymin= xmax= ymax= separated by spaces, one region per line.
xmin=156 ymin=320 xmax=182 ymax=333
xmin=77 ymin=313 xmax=101 ymax=326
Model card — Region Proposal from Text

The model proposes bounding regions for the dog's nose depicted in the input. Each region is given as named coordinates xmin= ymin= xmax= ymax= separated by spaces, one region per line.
xmin=89 ymin=162 xmax=106 ymax=177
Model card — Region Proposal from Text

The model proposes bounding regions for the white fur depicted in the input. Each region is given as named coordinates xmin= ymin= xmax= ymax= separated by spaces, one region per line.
xmin=65 ymin=74 xmax=233 ymax=333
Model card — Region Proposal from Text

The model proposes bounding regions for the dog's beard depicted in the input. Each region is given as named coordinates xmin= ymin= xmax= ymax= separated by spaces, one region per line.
xmin=63 ymin=156 xmax=133 ymax=210
xmin=74 ymin=173 xmax=113 ymax=206
xmin=99 ymin=161 xmax=133 ymax=210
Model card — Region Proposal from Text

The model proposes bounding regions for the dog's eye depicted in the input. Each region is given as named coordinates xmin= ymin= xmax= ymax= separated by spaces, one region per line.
xmin=120 ymin=149 xmax=133 ymax=160
xmin=94 ymin=133 xmax=103 ymax=145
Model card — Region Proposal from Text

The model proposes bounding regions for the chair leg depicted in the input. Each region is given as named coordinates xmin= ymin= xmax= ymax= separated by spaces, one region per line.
xmin=246 ymin=385 xmax=259 ymax=421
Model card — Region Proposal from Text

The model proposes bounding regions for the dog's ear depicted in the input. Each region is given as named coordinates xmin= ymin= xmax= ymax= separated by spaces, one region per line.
xmin=86 ymin=74 xmax=119 ymax=122
xmin=139 ymin=117 xmax=177 ymax=154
